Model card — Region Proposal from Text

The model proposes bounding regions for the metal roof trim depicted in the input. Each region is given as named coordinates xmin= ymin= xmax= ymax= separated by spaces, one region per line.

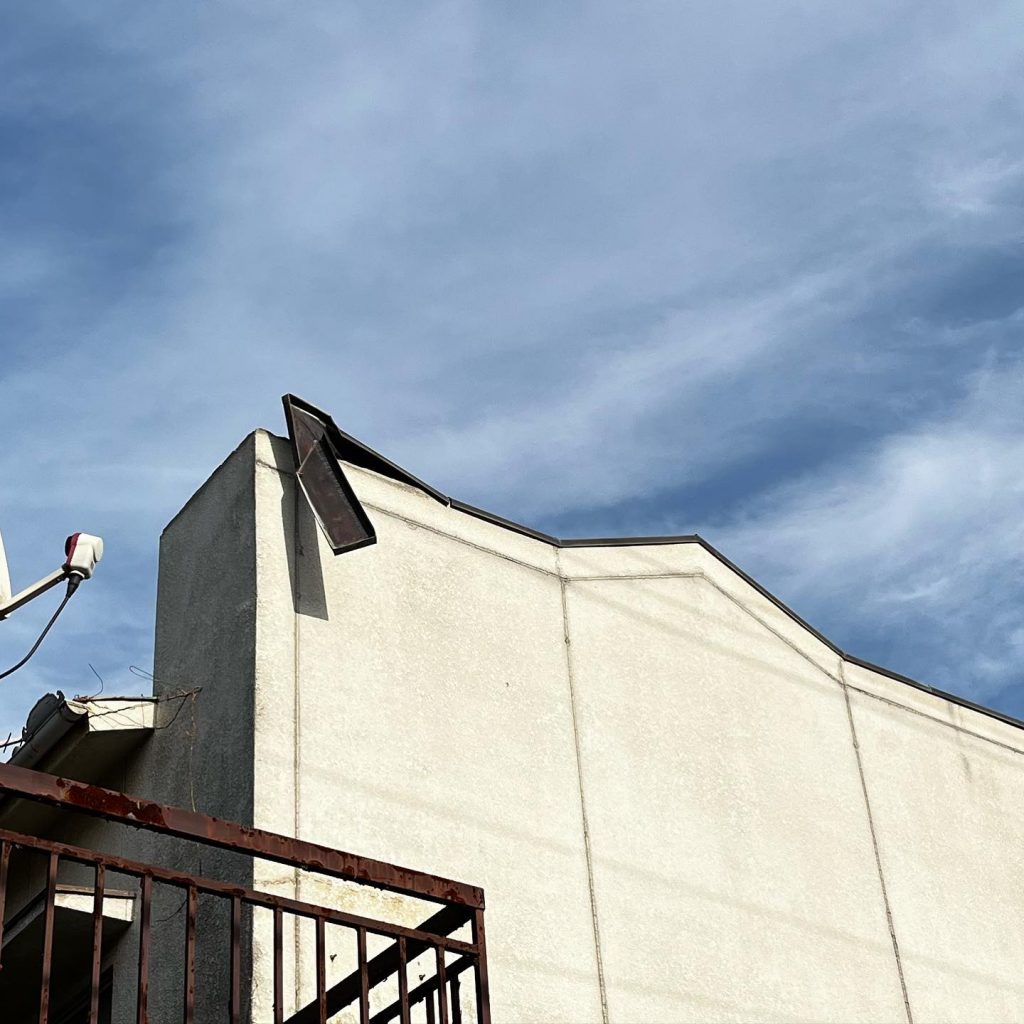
xmin=279 ymin=396 xmax=1024 ymax=737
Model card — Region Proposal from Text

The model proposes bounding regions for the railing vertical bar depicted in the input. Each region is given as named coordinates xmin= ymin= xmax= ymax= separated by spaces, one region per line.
xmin=0 ymin=841 xmax=11 ymax=955
xmin=397 ymin=936 xmax=411 ymax=1024
xmin=274 ymin=906 xmax=284 ymax=1024
xmin=183 ymin=884 xmax=197 ymax=1024
xmin=471 ymin=909 xmax=491 ymax=1024
xmin=230 ymin=895 xmax=242 ymax=1024
xmin=315 ymin=916 xmax=327 ymax=1024
xmin=426 ymin=994 xmax=436 ymax=1024
xmin=435 ymin=945 xmax=450 ymax=1024
xmin=357 ymin=926 xmax=370 ymax=1024
xmin=137 ymin=874 xmax=152 ymax=1024
xmin=38 ymin=850 xmax=59 ymax=1024
xmin=89 ymin=863 xmax=106 ymax=1024
xmin=450 ymin=975 xmax=462 ymax=1024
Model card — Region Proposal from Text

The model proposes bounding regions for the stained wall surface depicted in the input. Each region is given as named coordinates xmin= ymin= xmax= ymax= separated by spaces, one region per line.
xmin=145 ymin=428 xmax=1024 ymax=1024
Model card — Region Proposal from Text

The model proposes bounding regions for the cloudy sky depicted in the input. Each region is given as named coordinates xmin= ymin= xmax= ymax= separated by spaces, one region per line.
xmin=1 ymin=2 xmax=1022 ymax=739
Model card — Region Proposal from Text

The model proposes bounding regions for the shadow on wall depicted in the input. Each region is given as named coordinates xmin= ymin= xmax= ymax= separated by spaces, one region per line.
xmin=282 ymin=474 xmax=329 ymax=621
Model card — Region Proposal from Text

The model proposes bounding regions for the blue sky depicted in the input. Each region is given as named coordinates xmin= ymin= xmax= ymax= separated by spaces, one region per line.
xmin=1 ymin=2 xmax=1023 ymax=740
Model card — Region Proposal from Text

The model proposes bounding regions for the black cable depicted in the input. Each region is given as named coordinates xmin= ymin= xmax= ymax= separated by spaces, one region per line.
xmin=0 ymin=576 xmax=79 ymax=682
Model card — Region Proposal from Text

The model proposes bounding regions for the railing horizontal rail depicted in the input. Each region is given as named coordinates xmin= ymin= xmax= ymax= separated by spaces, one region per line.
xmin=0 ymin=762 xmax=491 ymax=1024
xmin=0 ymin=827 xmax=478 ymax=954
xmin=0 ymin=762 xmax=482 ymax=908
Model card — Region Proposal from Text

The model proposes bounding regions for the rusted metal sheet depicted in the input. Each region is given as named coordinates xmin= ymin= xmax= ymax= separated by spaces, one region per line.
xmin=0 ymin=762 xmax=484 ymax=909
xmin=283 ymin=395 xmax=377 ymax=555
xmin=296 ymin=437 xmax=377 ymax=555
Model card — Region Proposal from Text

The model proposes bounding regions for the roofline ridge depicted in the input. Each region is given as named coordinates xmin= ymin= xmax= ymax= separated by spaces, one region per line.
xmin=279 ymin=395 xmax=1024 ymax=737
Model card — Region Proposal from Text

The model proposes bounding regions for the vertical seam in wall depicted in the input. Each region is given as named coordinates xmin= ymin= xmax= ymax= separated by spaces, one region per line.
xmin=292 ymin=473 xmax=303 ymax=1009
xmin=555 ymin=551 xmax=611 ymax=1024
xmin=841 ymin=663 xmax=914 ymax=1024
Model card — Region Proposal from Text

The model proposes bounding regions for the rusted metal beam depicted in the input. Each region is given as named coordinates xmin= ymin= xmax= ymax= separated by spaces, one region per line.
xmin=39 ymin=851 xmax=58 ymax=1024
xmin=230 ymin=895 xmax=242 ymax=1024
xmin=451 ymin=975 xmax=462 ymax=1024
xmin=315 ymin=916 xmax=327 ymax=1024
xmin=435 ymin=946 xmax=450 ymax=1024
xmin=472 ymin=909 xmax=491 ymax=1024
xmin=397 ymin=937 xmax=410 ymax=1024
xmin=0 ymin=762 xmax=491 ymax=1023
xmin=357 ymin=927 xmax=370 ymax=1024
xmin=0 ymin=840 xmax=10 ymax=953
xmin=0 ymin=826 xmax=477 ymax=958
xmin=137 ymin=874 xmax=152 ymax=1024
xmin=184 ymin=885 xmax=197 ymax=1024
xmin=89 ymin=863 xmax=105 ymax=1024
xmin=274 ymin=907 xmax=284 ymax=1024
xmin=0 ymin=762 xmax=484 ymax=909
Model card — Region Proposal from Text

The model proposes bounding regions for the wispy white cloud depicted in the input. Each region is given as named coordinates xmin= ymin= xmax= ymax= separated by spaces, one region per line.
xmin=1 ymin=0 xmax=1024 ymax=734
xmin=706 ymin=355 xmax=1024 ymax=699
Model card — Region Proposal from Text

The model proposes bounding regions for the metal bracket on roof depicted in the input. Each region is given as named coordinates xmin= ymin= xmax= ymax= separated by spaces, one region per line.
xmin=282 ymin=395 xmax=377 ymax=555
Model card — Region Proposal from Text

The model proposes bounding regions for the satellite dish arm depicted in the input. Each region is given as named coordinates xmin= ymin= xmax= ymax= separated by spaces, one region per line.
xmin=0 ymin=531 xmax=104 ymax=682
xmin=0 ymin=532 xmax=104 ymax=621
xmin=0 ymin=568 xmax=69 ymax=620
xmin=0 ymin=529 xmax=10 ymax=606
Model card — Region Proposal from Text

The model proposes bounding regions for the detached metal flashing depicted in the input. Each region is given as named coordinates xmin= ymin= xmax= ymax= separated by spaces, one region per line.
xmin=281 ymin=394 xmax=1024 ymax=737
xmin=283 ymin=395 xmax=378 ymax=554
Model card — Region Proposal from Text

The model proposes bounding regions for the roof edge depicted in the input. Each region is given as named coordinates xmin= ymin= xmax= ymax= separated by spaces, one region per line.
xmin=275 ymin=397 xmax=1024 ymax=738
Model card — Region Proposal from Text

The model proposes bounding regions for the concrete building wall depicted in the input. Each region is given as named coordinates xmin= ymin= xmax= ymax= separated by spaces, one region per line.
xmin=249 ymin=432 xmax=602 ymax=1021
xmin=119 ymin=434 xmax=260 ymax=1022
xmin=139 ymin=428 xmax=1024 ymax=1023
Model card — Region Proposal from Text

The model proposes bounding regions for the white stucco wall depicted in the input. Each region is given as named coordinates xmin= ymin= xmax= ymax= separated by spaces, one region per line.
xmin=149 ymin=428 xmax=1024 ymax=1024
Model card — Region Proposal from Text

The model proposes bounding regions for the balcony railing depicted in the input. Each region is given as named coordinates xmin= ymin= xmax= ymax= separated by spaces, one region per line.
xmin=0 ymin=762 xmax=490 ymax=1024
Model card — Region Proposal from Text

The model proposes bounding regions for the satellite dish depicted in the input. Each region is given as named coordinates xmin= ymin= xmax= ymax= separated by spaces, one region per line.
xmin=0 ymin=529 xmax=10 ymax=605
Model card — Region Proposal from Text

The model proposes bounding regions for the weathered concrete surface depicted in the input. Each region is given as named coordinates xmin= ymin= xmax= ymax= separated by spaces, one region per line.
xmin=111 ymin=427 xmax=1024 ymax=1023
xmin=847 ymin=662 xmax=1024 ymax=1023
xmin=251 ymin=432 xmax=603 ymax=1022
xmin=128 ymin=433 xmax=259 ymax=1023
xmin=563 ymin=574 xmax=906 ymax=1023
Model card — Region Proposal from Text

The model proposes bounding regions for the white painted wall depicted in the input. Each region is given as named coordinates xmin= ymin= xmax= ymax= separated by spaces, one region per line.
xmin=146 ymin=428 xmax=1024 ymax=1023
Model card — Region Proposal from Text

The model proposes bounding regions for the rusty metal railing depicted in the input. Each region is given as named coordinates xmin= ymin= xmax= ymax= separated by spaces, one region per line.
xmin=0 ymin=762 xmax=490 ymax=1024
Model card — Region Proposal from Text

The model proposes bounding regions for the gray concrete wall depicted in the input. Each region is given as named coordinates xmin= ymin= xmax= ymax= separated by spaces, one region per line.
xmin=139 ymin=428 xmax=1024 ymax=1023
xmin=110 ymin=434 xmax=259 ymax=1023
xmin=0 ymin=436 xmax=261 ymax=1022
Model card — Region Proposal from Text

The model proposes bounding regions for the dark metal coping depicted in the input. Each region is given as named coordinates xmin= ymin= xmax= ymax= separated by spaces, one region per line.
xmin=282 ymin=395 xmax=1024 ymax=737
